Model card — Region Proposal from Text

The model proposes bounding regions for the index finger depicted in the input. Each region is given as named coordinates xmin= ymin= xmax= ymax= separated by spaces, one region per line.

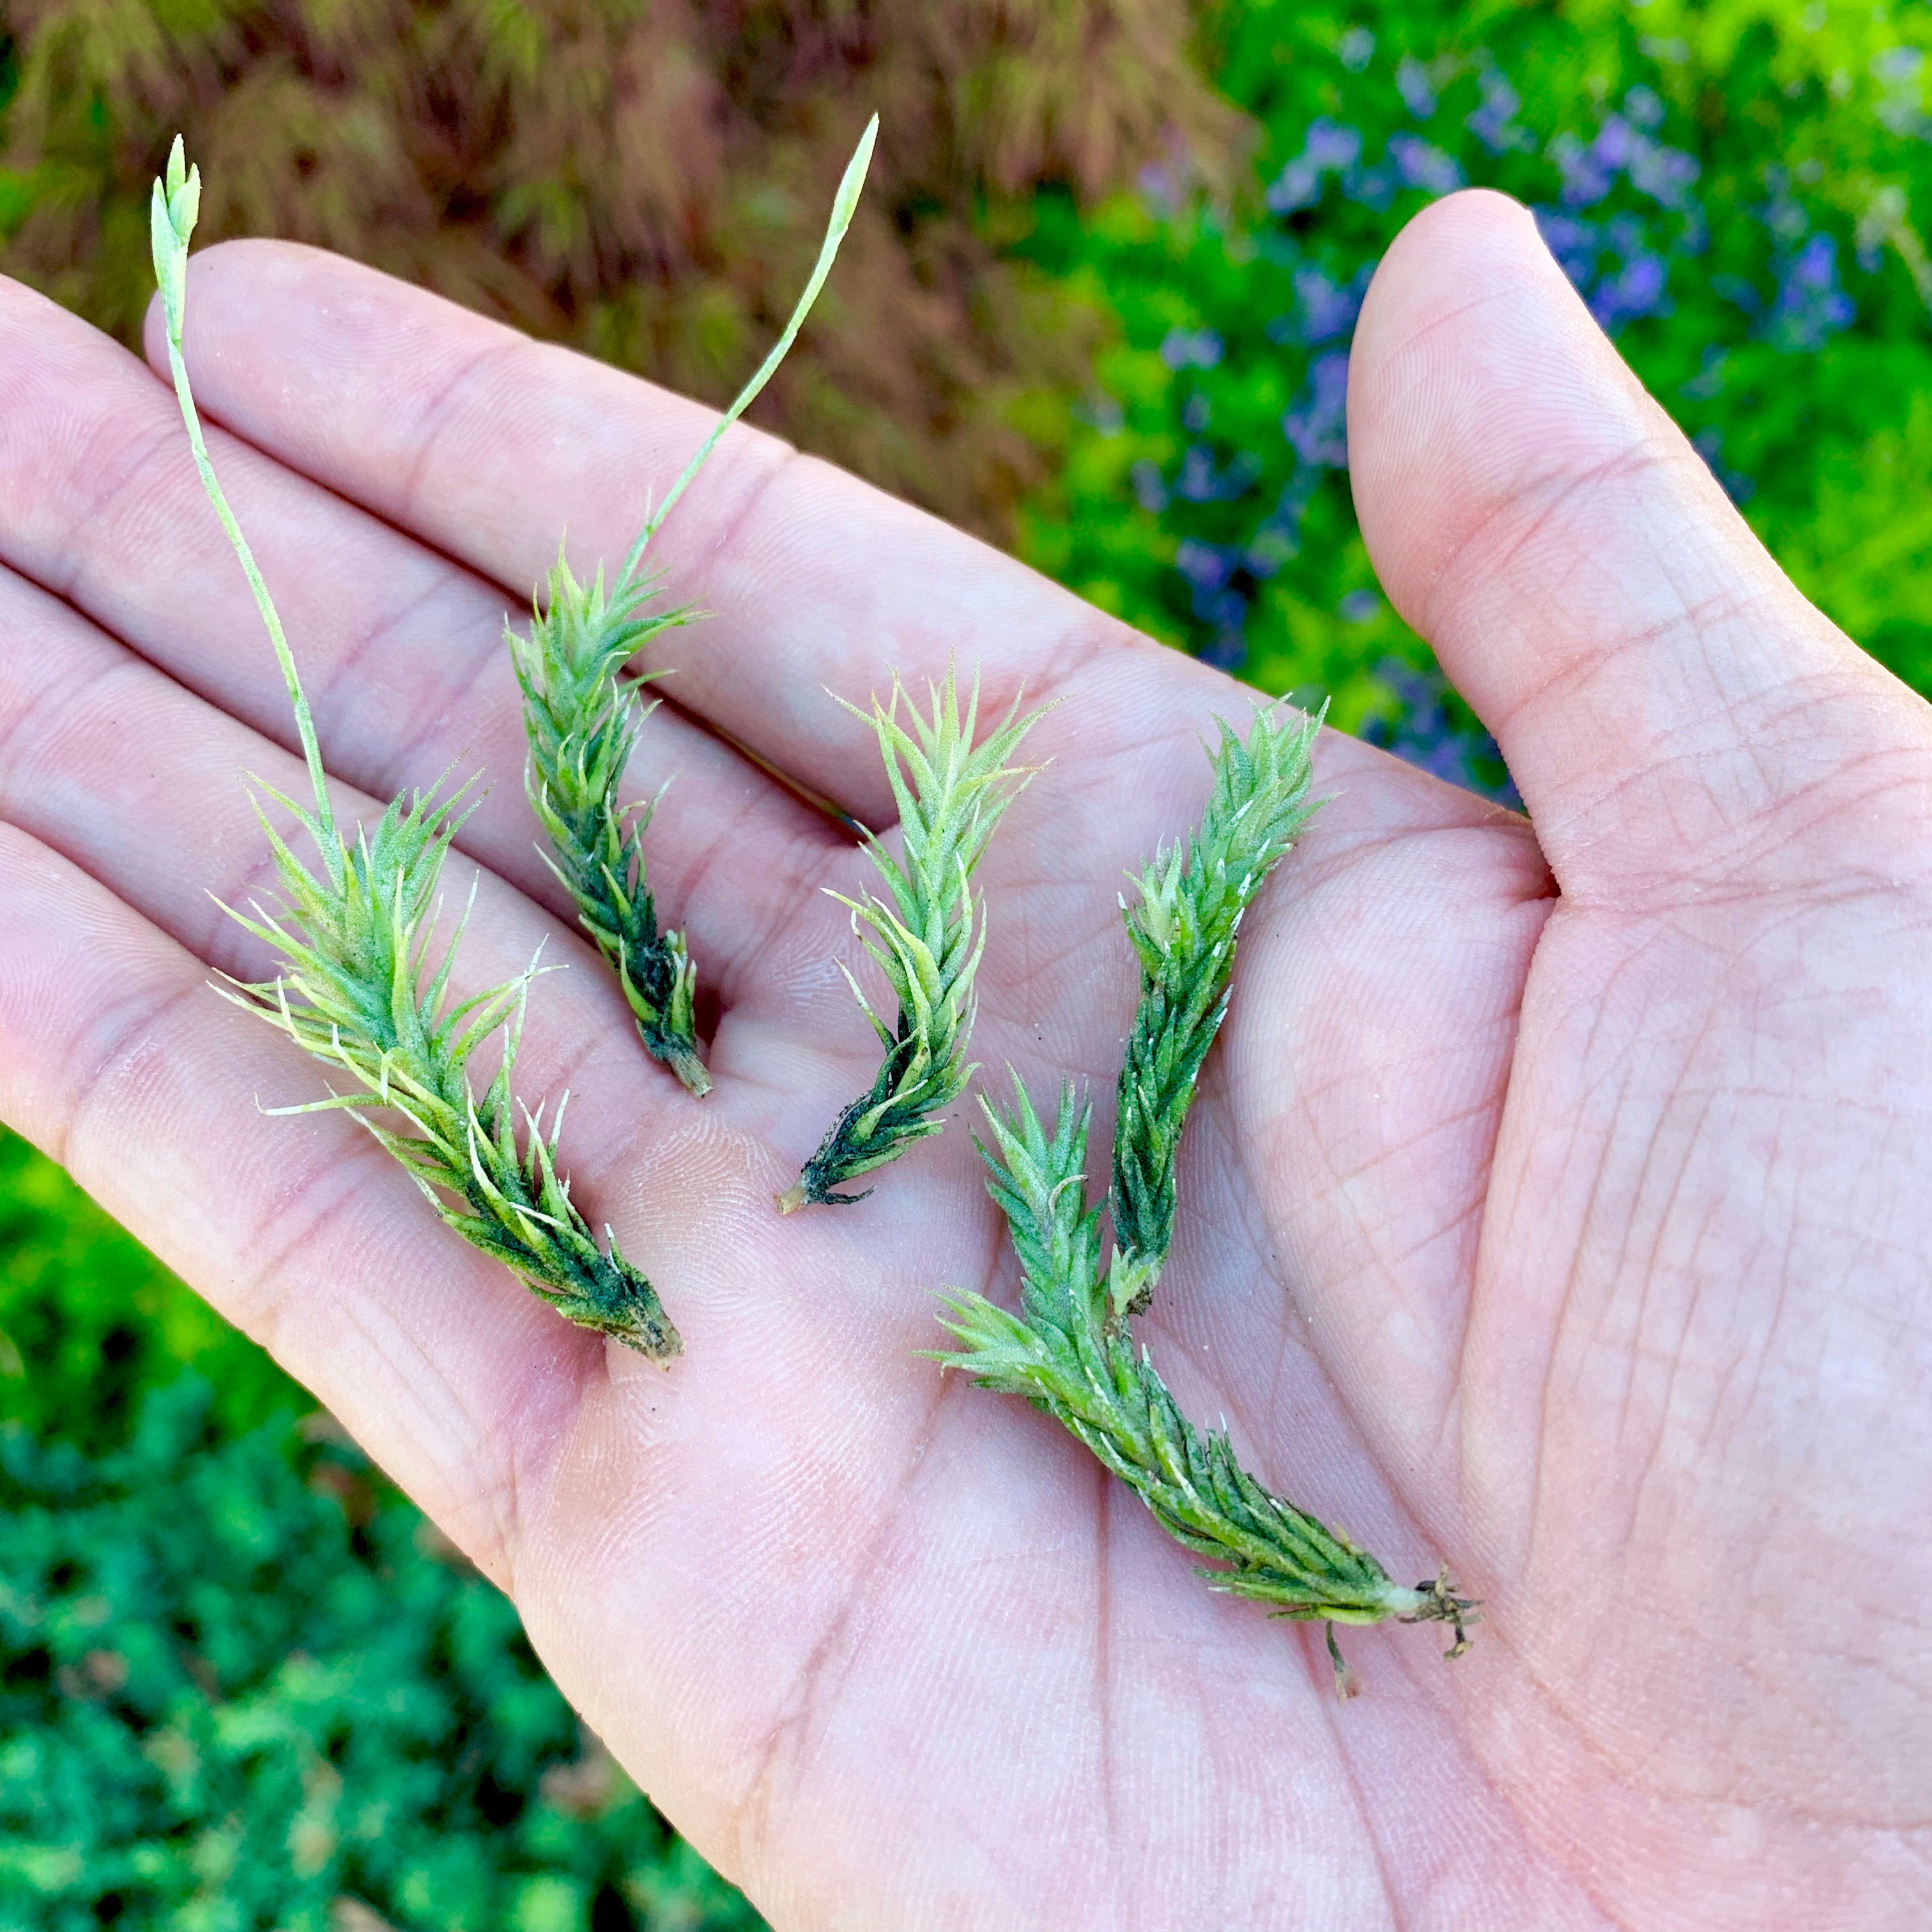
xmin=144 ymin=240 xmax=1200 ymax=825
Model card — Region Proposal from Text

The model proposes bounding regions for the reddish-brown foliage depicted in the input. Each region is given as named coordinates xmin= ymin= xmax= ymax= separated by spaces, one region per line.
xmin=1 ymin=0 xmax=1241 ymax=533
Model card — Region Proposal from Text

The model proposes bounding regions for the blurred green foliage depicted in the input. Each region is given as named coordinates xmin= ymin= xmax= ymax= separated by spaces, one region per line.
xmin=0 ymin=1131 xmax=764 ymax=1928
xmin=0 ymin=1375 xmax=762 ymax=1931
xmin=1011 ymin=0 xmax=1932 ymax=781
xmin=0 ymin=1131 xmax=301 ymax=1454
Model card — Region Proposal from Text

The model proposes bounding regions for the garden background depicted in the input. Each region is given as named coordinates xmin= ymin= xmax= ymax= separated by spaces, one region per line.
xmin=6 ymin=1 xmax=1932 ymax=1924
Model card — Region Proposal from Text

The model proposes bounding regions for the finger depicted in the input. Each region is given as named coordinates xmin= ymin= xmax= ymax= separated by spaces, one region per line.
xmin=0 ymin=518 xmax=1081 ymax=1271
xmin=1349 ymin=190 xmax=1932 ymax=903
xmin=0 ymin=549 xmax=932 ymax=1191
xmin=0 ymin=272 xmax=842 ymax=1011
xmin=139 ymin=240 xmax=1209 ymax=826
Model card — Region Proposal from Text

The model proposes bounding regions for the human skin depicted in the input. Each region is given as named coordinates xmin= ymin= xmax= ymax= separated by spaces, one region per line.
xmin=0 ymin=187 xmax=1926 ymax=1929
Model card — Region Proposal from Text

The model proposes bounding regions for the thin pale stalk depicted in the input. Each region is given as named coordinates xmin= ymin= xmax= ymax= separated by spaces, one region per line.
xmin=151 ymin=138 xmax=680 ymax=1360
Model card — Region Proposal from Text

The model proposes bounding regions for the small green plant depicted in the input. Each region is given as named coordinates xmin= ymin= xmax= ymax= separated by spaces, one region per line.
xmin=151 ymin=141 xmax=680 ymax=1361
xmin=935 ymin=705 xmax=1476 ymax=1696
xmin=510 ymin=118 xmax=878 ymax=1099
xmin=778 ymin=672 xmax=1048 ymax=1211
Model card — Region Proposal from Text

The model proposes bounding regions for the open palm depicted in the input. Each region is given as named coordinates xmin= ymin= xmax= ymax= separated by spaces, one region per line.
xmin=1 ymin=190 xmax=1927 ymax=1930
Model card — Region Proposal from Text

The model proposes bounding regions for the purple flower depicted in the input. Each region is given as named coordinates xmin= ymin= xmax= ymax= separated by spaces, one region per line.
xmin=1175 ymin=539 xmax=1234 ymax=593
xmin=1551 ymin=104 xmax=1699 ymax=216
xmin=1266 ymin=119 xmax=1363 ymax=213
xmin=1467 ymin=68 xmax=1525 ymax=155
xmin=1173 ymin=540 xmax=1252 ymax=664
xmin=1176 ymin=445 xmax=1220 ymax=502
xmin=1593 ymin=116 xmax=1634 ymax=172
xmin=1295 ymin=264 xmax=1370 ymax=343
xmin=1167 ymin=443 xmax=1259 ymax=505
xmin=1629 ymin=139 xmax=1700 ymax=212
xmin=1266 ymin=158 xmax=1323 ymax=215
xmin=1283 ymin=351 xmax=1351 ymax=468
xmin=1308 ymin=120 xmax=1366 ymax=171
xmin=1765 ymin=232 xmax=1855 ymax=351
xmin=1590 ymin=252 xmax=1671 ymax=330
xmin=1388 ymin=134 xmax=1464 ymax=196
xmin=1397 ymin=55 xmax=1438 ymax=119
xmin=1160 ymin=326 xmax=1223 ymax=371
xmin=1791 ymin=232 xmax=1839 ymax=288
xmin=1551 ymin=129 xmax=1617 ymax=209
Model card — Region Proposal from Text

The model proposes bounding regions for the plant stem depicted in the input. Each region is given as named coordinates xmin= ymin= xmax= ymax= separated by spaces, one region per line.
xmin=512 ymin=116 xmax=880 ymax=1097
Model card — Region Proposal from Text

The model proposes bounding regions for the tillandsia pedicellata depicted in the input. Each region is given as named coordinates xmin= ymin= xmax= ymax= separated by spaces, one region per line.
xmin=150 ymin=140 xmax=680 ymax=1361
xmin=510 ymin=117 xmax=879 ymax=1100
xmin=934 ymin=704 xmax=1478 ymax=1696
xmin=777 ymin=671 xmax=1049 ymax=1212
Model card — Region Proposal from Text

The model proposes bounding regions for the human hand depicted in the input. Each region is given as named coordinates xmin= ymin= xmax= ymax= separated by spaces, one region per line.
xmin=0 ymin=188 xmax=1925 ymax=1929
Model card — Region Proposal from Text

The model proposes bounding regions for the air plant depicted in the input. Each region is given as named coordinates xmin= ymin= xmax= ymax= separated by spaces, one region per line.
xmin=778 ymin=671 xmax=1048 ymax=1211
xmin=510 ymin=118 xmax=878 ymax=1098
xmin=935 ymin=704 xmax=1478 ymax=1694
xmin=151 ymin=141 xmax=678 ymax=1359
